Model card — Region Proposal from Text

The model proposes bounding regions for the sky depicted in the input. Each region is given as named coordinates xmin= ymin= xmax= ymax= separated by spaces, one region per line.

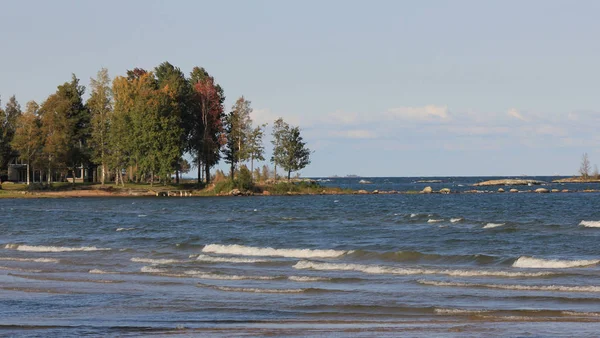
xmin=1 ymin=0 xmax=599 ymax=177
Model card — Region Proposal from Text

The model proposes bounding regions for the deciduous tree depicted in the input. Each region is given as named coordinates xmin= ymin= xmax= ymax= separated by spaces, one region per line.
xmin=87 ymin=68 xmax=112 ymax=185
xmin=11 ymin=101 xmax=42 ymax=184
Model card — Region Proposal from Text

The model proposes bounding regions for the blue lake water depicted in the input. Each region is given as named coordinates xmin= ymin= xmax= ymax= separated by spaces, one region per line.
xmin=1 ymin=178 xmax=600 ymax=336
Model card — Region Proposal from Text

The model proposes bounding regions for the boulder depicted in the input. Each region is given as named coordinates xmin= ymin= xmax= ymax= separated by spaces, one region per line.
xmin=509 ymin=189 xmax=518 ymax=193
xmin=498 ymin=188 xmax=505 ymax=193
xmin=421 ymin=186 xmax=433 ymax=194
xmin=439 ymin=188 xmax=451 ymax=194
xmin=357 ymin=189 xmax=369 ymax=194
xmin=262 ymin=190 xmax=271 ymax=196
xmin=562 ymin=189 xmax=569 ymax=193
xmin=535 ymin=188 xmax=549 ymax=193
xmin=372 ymin=190 xmax=379 ymax=194
xmin=230 ymin=189 xmax=242 ymax=196
xmin=551 ymin=189 xmax=560 ymax=193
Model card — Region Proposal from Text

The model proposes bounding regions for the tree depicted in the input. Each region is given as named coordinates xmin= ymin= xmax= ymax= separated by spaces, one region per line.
xmin=580 ymin=153 xmax=591 ymax=179
xmin=224 ymin=96 xmax=252 ymax=180
xmin=39 ymin=92 xmax=73 ymax=183
xmin=271 ymin=119 xmax=311 ymax=181
xmin=593 ymin=164 xmax=599 ymax=179
xmin=155 ymin=62 xmax=190 ymax=184
xmin=247 ymin=124 xmax=266 ymax=179
xmin=1 ymin=95 xmax=22 ymax=172
xmin=270 ymin=118 xmax=290 ymax=180
xmin=11 ymin=101 xmax=43 ymax=184
xmin=87 ymin=68 xmax=112 ymax=185
xmin=188 ymin=67 xmax=225 ymax=185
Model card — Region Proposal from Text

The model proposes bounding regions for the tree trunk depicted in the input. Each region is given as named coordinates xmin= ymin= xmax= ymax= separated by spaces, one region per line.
xmin=205 ymin=162 xmax=211 ymax=185
xmin=26 ymin=163 xmax=30 ymax=185
xmin=288 ymin=170 xmax=291 ymax=182
xmin=230 ymin=162 xmax=235 ymax=181
xmin=250 ymin=156 xmax=254 ymax=182
xmin=101 ymin=164 xmax=105 ymax=186
xmin=197 ymin=157 xmax=202 ymax=187
xmin=175 ymin=168 xmax=180 ymax=184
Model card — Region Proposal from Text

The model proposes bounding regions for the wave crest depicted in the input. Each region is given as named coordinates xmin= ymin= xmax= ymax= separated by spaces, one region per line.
xmin=513 ymin=256 xmax=599 ymax=269
xmin=4 ymin=244 xmax=110 ymax=252
xmin=202 ymin=244 xmax=349 ymax=258
xmin=580 ymin=220 xmax=600 ymax=228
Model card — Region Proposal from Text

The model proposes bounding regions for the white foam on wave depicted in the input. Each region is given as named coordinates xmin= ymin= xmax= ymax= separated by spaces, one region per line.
xmin=193 ymin=254 xmax=268 ymax=264
xmin=288 ymin=275 xmax=331 ymax=282
xmin=202 ymin=244 xmax=350 ymax=258
xmin=427 ymin=219 xmax=443 ymax=223
xmin=513 ymin=256 xmax=599 ymax=269
xmin=198 ymin=283 xmax=306 ymax=294
xmin=410 ymin=213 xmax=418 ymax=218
xmin=562 ymin=311 xmax=600 ymax=317
xmin=580 ymin=220 xmax=600 ymax=228
xmin=183 ymin=270 xmax=276 ymax=280
xmin=483 ymin=223 xmax=505 ymax=229
xmin=4 ymin=244 xmax=110 ymax=252
xmin=131 ymin=257 xmax=182 ymax=265
xmin=140 ymin=266 xmax=166 ymax=273
xmin=89 ymin=269 xmax=110 ymax=274
xmin=435 ymin=308 xmax=489 ymax=315
xmin=293 ymin=261 xmax=552 ymax=278
xmin=0 ymin=257 xmax=59 ymax=263
xmin=116 ymin=227 xmax=135 ymax=232
xmin=450 ymin=218 xmax=463 ymax=223
xmin=418 ymin=280 xmax=600 ymax=293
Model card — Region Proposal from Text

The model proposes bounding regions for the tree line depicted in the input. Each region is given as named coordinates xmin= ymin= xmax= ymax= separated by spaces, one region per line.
xmin=0 ymin=62 xmax=311 ymax=186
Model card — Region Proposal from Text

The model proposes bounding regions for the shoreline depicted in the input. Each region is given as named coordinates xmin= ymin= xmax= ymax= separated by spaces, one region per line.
xmin=1 ymin=185 xmax=599 ymax=199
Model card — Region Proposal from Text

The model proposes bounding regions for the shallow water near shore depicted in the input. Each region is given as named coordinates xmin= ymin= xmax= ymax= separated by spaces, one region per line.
xmin=1 ymin=188 xmax=600 ymax=336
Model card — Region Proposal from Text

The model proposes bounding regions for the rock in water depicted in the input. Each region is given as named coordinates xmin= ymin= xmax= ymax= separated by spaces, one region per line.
xmin=422 ymin=186 xmax=433 ymax=194
xmin=498 ymin=188 xmax=505 ymax=193
xmin=535 ymin=188 xmax=549 ymax=193
xmin=510 ymin=189 xmax=519 ymax=193
xmin=439 ymin=188 xmax=451 ymax=194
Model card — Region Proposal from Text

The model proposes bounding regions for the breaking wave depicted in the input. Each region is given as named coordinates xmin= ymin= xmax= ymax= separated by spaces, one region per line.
xmin=131 ymin=257 xmax=183 ymax=265
xmin=450 ymin=218 xmax=463 ymax=223
xmin=580 ymin=220 xmax=600 ymax=228
xmin=418 ymin=280 xmax=600 ymax=293
xmin=202 ymin=244 xmax=350 ymax=258
xmin=288 ymin=275 xmax=332 ymax=282
xmin=513 ymin=256 xmax=599 ymax=269
xmin=116 ymin=227 xmax=135 ymax=232
xmin=140 ymin=266 xmax=166 ymax=273
xmin=193 ymin=254 xmax=269 ymax=264
xmin=293 ymin=261 xmax=553 ymax=277
xmin=4 ymin=244 xmax=110 ymax=252
xmin=197 ymin=283 xmax=313 ymax=294
xmin=483 ymin=223 xmax=505 ymax=229
xmin=0 ymin=257 xmax=59 ymax=263
xmin=183 ymin=270 xmax=276 ymax=280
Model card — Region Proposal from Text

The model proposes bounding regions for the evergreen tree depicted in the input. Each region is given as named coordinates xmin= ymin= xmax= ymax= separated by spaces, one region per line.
xmin=1 ymin=95 xmax=22 ymax=171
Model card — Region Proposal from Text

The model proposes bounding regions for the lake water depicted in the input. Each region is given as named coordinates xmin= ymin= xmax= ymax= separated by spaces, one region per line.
xmin=1 ymin=179 xmax=600 ymax=336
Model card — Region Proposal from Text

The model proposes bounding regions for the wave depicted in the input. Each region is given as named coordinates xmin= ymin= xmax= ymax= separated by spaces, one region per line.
xmin=288 ymin=275 xmax=332 ymax=282
xmin=201 ymin=244 xmax=350 ymax=258
xmin=347 ymin=250 xmax=500 ymax=265
xmin=513 ymin=256 xmax=599 ymax=269
xmin=450 ymin=218 xmax=463 ymax=223
xmin=116 ymin=227 xmax=135 ymax=232
xmin=89 ymin=269 xmax=110 ymax=274
xmin=140 ymin=266 xmax=166 ymax=273
xmin=562 ymin=311 xmax=600 ymax=317
xmin=183 ymin=270 xmax=276 ymax=280
xmin=418 ymin=280 xmax=600 ymax=292
xmin=4 ymin=244 xmax=110 ymax=252
xmin=193 ymin=254 xmax=269 ymax=264
xmin=427 ymin=219 xmax=443 ymax=223
xmin=0 ymin=257 xmax=59 ymax=263
xmin=483 ymin=223 xmax=505 ymax=229
xmin=580 ymin=220 xmax=600 ymax=228
xmin=293 ymin=261 xmax=553 ymax=277
xmin=197 ymin=283 xmax=310 ymax=294
xmin=131 ymin=257 xmax=183 ymax=265
xmin=434 ymin=308 xmax=489 ymax=315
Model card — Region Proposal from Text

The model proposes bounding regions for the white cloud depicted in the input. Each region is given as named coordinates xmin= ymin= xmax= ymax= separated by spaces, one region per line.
xmin=507 ymin=108 xmax=526 ymax=121
xmin=384 ymin=105 xmax=449 ymax=121
xmin=251 ymin=108 xmax=300 ymax=126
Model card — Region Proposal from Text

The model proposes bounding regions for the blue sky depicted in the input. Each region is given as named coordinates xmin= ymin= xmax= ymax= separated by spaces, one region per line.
xmin=1 ymin=0 xmax=599 ymax=177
